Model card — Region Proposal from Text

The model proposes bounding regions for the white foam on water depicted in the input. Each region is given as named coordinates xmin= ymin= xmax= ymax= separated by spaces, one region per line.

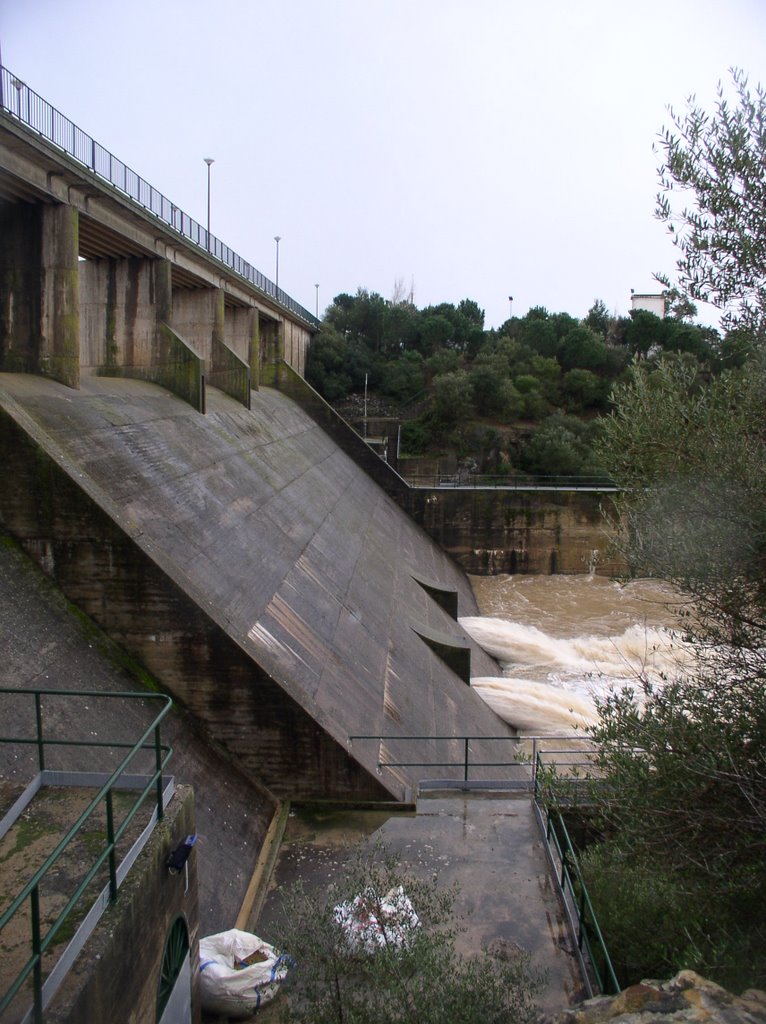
xmin=460 ymin=598 xmax=694 ymax=733
xmin=470 ymin=676 xmax=598 ymax=734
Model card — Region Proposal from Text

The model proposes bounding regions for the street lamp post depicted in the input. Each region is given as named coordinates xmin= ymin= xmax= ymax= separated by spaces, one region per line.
xmin=204 ymin=158 xmax=214 ymax=244
xmin=274 ymin=236 xmax=281 ymax=292
xmin=315 ymin=283 xmax=319 ymax=318
xmin=508 ymin=295 xmax=514 ymax=318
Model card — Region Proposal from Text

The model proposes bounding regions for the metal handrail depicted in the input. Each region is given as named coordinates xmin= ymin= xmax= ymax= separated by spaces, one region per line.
xmin=349 ymin=733 xmax=527 ymax=783
xmin=538 ymin=804 xmax=620 ymax=995
xmin=533 ymin=749 xmax=619 ymax=995
xmin=0 ymin=688 xmax=173 ymax=1023
xmin=348 ymin=733 xmax=595 ymax=784
xmin=0 ymin=64 xmax=319 ymax=330
xmin=349 ymin=733 xmax=617 ymax=993
xmin=405 ymin=473 xmax=619 ymax=490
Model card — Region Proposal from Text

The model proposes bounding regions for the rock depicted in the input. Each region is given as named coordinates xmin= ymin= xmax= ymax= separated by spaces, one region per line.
xmin=543 ymin=971 xmax=766 ymax=1024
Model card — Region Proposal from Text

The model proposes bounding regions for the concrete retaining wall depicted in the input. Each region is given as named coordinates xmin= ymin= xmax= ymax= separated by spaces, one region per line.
xmin=406 ymin=487 xmax=624 ymax=576
xmin=46 ymin=785 xmax=201 ymax=1024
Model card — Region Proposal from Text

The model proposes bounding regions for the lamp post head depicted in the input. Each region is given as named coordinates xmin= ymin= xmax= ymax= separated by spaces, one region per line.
xmin=274 ymin=235 xmax=281 ymax=244
xmin=204 ymin=157 xmax=214 ymax=167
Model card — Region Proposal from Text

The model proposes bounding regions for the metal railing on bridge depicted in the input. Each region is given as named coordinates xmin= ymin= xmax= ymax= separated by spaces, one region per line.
xmin=405 ymin=472 xmax=619 ymax=490
xmin=0 ymin=688 xmax=174 ymax=1024
xmin=0 ymin=64 xmax=319 ymax=330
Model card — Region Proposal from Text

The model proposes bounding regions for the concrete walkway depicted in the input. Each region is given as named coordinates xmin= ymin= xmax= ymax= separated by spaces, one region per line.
xmin=373 ymin=792 xmax=586 ymax=1011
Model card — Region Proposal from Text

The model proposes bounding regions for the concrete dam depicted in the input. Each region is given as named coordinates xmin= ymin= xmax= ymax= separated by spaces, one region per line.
xmin=0 ymin=371 xmax=509 ymax=802
xmin=0 ymin=71 xmax=601 ymax=1021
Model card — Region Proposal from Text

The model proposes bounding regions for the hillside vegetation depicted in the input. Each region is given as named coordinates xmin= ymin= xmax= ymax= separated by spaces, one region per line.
xmin=306 ymin=290 xmax=742 ymax=478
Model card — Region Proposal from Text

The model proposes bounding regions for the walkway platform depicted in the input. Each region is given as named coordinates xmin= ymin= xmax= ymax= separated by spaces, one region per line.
xmin=255 ymin=792 xmax=586 ymax=1014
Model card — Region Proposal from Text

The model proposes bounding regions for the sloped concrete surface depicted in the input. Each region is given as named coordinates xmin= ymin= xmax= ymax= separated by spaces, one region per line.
xmin=0 ymin=373 xmax=509 ymax=797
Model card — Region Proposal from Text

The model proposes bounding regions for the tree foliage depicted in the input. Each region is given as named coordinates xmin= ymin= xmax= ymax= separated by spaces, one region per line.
xmin=271 ymin=846 xmax=543 ymax=1024
xmin=576 ymin=664 xmax=766 ymax=990
xmin=306 ymin=288 xmax=718 ymax=476
xmin=596 ymin=356 xmax=766 ymax=649
xmin=580 ymin=349 xmax=766 ymax=990
xmin=655 ymin=68 xmax=766 ymax=338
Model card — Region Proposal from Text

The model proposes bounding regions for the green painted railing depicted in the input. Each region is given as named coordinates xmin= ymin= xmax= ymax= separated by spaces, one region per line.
xmin=537 ymin=804 xmax=620 ymax=995
xmin=0 ymin=688 xmax=173 ymax=1024
xmin=533 ymin=748 xmax=620 ymax=996
xmin=405 ymin=472 xmax=620 ymax=490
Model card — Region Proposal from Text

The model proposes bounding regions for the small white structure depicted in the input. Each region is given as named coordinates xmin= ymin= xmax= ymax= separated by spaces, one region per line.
xmin=630 ymin=291 xmax=665 ymax=317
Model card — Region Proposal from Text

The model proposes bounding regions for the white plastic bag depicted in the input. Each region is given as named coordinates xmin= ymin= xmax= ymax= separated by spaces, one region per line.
xmin=199 ymin=928 xmax=291 ymax=1018
xmin=333 ymin=886 xmax=420 ymax=954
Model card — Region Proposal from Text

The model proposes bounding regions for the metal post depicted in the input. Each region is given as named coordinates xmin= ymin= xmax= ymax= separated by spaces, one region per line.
xmin=154 ymin=724 xmax=164 ymax=821
xmin=274 ymin=236 xmax=281 ymax=292
xmin=204 ymin=157 xmax=214 ymax=246
xmin=34 ymin=692 xmax=45 ymax=772
xmin=31 ymin=886 xmax=42 ymax=1024
xmin=315 ymin=283 xmax=319 ymax=318
xmin=464 ymin=737 xmax=469 ymax=782
xmin=106 ymin=790 xmax=117 ymax=901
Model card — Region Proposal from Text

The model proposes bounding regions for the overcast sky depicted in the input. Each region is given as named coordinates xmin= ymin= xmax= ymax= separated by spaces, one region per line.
xmin=2 ymin=0 xmax=764 ymax=328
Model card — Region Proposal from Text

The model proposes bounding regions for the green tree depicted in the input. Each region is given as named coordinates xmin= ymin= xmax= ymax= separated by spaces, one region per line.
xmin=528 ymin=356 xmax=562 ymax=404
xmin=431 ymin=370 xmax=473 ymax=427
xmin=576 ymin=665 xmax=766 ymax=990
xmin=380 ymin=351 xmax=425 ymax=402
xmin=470 ymin=355 xmax=512 ymax=417
xmin=577 ymin=353 xmax=766 ymax=988
xmin=417 ymin=314 xmax=455 ymax=355
xmin=305 ymin=325 xmax=354 ymax=401
xmin=561 ymin=368 xmax=608 ymax=412
xmin=584 ymin=299 xmax=611 ymax=338
xmin=519 ymin=414 xmax=602 ymax=476
xmin=559 ymin=326 xmax=608 ymax=372
xmin=513 ymin=375 xmax=548 ymax=420
xmin=655 ymin=68 xmax=766 ymax=338
xmin=623 ymin=310 xmax=666 ymax=358
xmin=596 ymin=356 xmax=766 ymax=649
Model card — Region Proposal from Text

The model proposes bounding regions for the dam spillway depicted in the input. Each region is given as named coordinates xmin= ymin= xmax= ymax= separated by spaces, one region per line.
xmin=0 ymin=372 xmax=508 ymax=801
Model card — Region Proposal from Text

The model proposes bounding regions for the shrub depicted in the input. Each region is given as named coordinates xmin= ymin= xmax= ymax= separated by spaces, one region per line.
xmin=270 ymin=846 xmax=544 ymax=1024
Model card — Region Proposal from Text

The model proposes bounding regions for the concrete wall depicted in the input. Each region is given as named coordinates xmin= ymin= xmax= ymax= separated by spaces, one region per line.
xmin=80 ymin=256 xmax=169 ymax=370
xmin=0 ymin=203 xmax=79 ymax=387
xmin=268 ymin=360 xmax=410 ymax=503
xmin=0 ymin=202 xmax=41 ymax=374
xmin=46 ymin=785 xmax=201 ymax=1024
xmin=223 ymin=305 xmax=258 ymax=372
xmin=171 ymin=286 xmax=221 ymax=363
xmin=407 ymin=487 xmax=623 ymax=576
xmin=282 ymin=318 xmax=311 ymax=376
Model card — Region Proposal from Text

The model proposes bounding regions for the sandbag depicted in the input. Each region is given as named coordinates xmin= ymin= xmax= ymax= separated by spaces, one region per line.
xmin=333 ymin=886 xmax=420 ymax=954
xmin=199 ymin=928 xmax=291 ymax=1018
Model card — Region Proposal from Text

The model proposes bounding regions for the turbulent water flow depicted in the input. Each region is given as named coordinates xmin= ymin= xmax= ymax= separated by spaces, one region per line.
xmin=462 ymin=574 xmax=691 ymax=733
